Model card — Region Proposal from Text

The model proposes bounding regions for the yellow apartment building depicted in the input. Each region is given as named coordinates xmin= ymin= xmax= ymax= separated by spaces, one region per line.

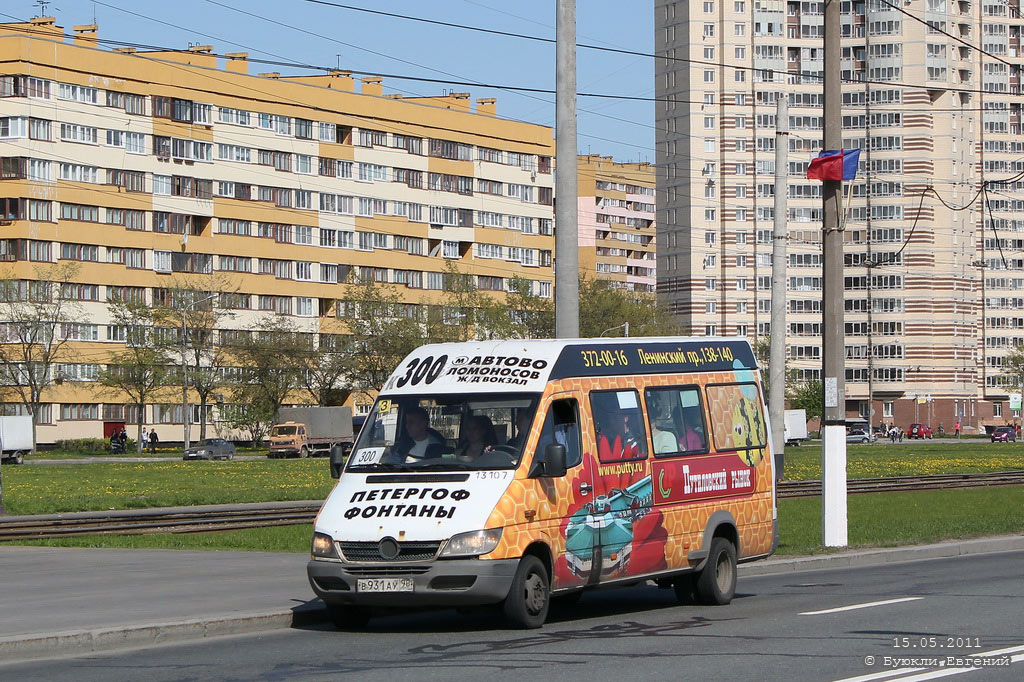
xmin=0 ymin=18 xmax=556 ymax=444
xmin=577 ymin=155 xmax=657 ymax=293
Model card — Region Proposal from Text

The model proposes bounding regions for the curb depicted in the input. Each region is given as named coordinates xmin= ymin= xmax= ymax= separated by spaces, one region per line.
xmin=2 ymin=536 xmax=1022 ymax=663
xmin=0 ymin=606 xmax=329 ymax=664
xmin=739 ymin=533 xmax=1024 ymax=576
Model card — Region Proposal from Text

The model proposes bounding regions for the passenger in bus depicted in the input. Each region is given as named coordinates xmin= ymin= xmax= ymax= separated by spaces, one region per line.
xmin=454 ymin=414 xmax=498 ymax=462
xmin=507 ymin=410 xmax=534 ymax=450
xmin=676 ymin=406 xmax=706 ymax=451
xmin=392 ymin=406 xmax=445 ymax=463
xmin=650 ymin=410 xmax=678 ymax=455
xmin=597 ymin=411 xmax=642 ymax=461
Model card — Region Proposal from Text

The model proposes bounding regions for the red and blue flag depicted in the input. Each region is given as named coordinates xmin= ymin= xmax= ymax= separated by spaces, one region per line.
xmin=806 ymin=148 xmax=861 ymax=181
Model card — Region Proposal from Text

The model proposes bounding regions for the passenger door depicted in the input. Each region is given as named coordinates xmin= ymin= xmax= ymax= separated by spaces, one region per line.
xmin=531 ymin=393 xmax=596 ymax=590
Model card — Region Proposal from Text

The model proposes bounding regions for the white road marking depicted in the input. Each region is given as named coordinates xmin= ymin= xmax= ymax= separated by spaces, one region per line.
xmin=893 ymin=644 xmax=1024 ymax=681
xmin=832 ymin=668 xmax=928 ymax=682
xmin=833 ymin=643 xmax=1024 ymax=682
xmin=800 ymin=597 xmax=923 ymax=615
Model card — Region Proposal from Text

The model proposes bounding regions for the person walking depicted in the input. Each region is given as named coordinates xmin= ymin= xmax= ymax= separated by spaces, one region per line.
xmin=149 ymin=428 xmax=159 ymax=453
xmin=954 ymin=420 xmax=961 ymax=439
xmin=141 ymin=428 xmax=149 ymax=451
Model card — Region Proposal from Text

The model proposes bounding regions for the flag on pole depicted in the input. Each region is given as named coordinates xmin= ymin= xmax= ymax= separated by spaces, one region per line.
xmin=806 ymin=148 xmax=861 ymax=181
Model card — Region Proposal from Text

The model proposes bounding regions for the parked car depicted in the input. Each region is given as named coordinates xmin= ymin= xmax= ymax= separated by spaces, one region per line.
xmin=846 ymin=429 xmax=873 ymax=443
xmin=907 ymin=423 xmax=933 ymax=439
xmin=183 ymin=438 xmax=236 ymax=460
xmin=991 ymin=426 xmax=1016 ymax=443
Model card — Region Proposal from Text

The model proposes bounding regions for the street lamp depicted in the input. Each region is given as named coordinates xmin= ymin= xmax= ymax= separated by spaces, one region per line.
xmin=180 ymin=292 xmax=218 ymax=453
xmin=599 ymin=321 xmax=630 ymax=338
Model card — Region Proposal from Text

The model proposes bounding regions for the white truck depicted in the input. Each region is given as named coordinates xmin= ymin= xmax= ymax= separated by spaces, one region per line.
xmin=0 ymin=415 xmax=33 ymax=464
xmin=268 ymin=406 xmax=355 ymax=458
xmin=783 ymin=409 xmax=808 ymax=446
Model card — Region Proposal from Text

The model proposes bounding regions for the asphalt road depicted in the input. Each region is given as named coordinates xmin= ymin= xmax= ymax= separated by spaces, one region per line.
xmin=3 ymin=551 xmax=1021 ymax=682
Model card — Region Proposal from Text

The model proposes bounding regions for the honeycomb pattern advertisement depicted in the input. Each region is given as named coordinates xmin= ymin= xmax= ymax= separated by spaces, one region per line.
xmin=483 ymin=366 xmax=774 ymax=590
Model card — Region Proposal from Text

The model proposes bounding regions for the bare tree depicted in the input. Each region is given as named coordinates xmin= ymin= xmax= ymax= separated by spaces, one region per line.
xmin=337 ymin=275 xmax=426 ymax=403
xmin=96 ymin=299 xmax=173 ymax=453
xmin=228 ymin=316 xmax=307 ymax=418
xmin=0 ymin=263 xmax=83 ymax=451
xmin=152 ymin=275 xmax=237 ymax=442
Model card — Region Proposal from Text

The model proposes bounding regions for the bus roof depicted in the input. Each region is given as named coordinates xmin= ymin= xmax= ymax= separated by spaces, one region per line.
xmin=379 ymin=337 xmax=758 ymax=396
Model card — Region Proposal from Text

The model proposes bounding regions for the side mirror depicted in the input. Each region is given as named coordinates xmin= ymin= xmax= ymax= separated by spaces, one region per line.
xmin=543 ymin=443 xmax=567 ymax=478
xmin=329 ymin=444 xmax=345 ymax=479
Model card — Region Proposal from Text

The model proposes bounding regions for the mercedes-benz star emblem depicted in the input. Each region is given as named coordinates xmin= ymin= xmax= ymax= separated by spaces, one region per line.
xmin=378 ymin=537 xmax=400 ymax=560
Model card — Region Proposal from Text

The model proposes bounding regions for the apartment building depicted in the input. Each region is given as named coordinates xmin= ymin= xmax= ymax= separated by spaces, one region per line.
xmin=656 ymin=0 xmax=1024 ymax=431
xmin=577 ymin=154 xmax=657 ymax=292
xmin=0 ymin=18 xmax=555 ymax=442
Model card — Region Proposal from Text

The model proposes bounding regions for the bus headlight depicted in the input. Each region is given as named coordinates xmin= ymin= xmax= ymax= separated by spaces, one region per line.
xmin=440 ymin=529 xmax=503 ymax=558
xmin=311 ymin=532 xmax=338 ymax=559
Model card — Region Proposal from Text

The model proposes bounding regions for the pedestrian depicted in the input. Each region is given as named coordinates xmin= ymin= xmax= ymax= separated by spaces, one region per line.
xmin=898 ymin=427 xmax=904 ymax=443
xmin=149 ymin=428 xmax=159 ymax=453
xmin=954 ymin=420 xmax=961 ymax=438
xmin=141 ymin=429 xmax=149 ymax=451
xmin=119 ymin=427 xmax=128 ymax=449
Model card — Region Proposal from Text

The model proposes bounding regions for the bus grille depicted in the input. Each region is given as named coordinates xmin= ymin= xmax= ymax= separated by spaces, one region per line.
xmin=337 ymin=541 xmax=441 ymax=563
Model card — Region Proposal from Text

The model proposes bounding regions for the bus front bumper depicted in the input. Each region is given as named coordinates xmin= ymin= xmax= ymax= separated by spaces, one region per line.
xmin=307 ymin=557 xmax=519 ymax=606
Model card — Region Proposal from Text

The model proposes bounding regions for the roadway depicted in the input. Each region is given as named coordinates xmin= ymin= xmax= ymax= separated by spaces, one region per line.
xmin=3 ymin=550 xmax=1021 ymax=681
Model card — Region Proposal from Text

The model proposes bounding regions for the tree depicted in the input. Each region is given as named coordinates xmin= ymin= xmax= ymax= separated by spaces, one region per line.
xmin=752 ymin=336 xmax=798 ymax=402
xmin=223 ymin=385 xmax=276 ymax=447
xmin=1001 ymin=344 xmax=1024 ymax=392
xmin=337 ymin=275 xmax=427 ymax=402
xmin=790 ymin=379 xmax=824 ymax=425
xmin=228 ymin=317 xmax=307 ymax=420
xmin=153 ymin=275 xmax=236 ymax=442
xmin=96 ymin=299 xmax=173 ymax=453
xmin=578 ymin=276 xmax=677 ymax=338
xmin=0 ymin=263 xmax=83 ymax=451
xmin=436 ymin=261 xmax=485 ymax=343
xmin=476 ymin=275 xmax=554 ymax=339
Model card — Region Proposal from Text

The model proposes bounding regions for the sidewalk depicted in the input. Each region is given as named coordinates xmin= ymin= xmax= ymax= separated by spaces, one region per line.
xmin=1 ymin=534 xmax=1022 ymax=663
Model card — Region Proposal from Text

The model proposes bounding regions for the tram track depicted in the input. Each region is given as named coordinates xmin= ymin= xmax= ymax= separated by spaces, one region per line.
xmin=0 ymin=470 xmax=1022 ymax=540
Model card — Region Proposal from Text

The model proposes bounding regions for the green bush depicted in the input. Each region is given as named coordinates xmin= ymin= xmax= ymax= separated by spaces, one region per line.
xmin=54 ymin=438 xmax=136 ymax=454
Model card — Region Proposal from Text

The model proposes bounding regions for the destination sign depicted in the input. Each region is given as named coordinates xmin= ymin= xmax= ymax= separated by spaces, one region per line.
xmin=549 ymin=339 xmax=757 ymax=380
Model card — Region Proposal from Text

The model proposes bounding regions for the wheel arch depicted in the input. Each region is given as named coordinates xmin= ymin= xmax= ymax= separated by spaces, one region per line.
xmin=521 ymin=540 xmax=553 ymax=580
xmin=688 ymin=510 xmax=739 ymax=570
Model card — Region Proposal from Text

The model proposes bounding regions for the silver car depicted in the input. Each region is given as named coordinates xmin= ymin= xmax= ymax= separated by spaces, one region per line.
xmin=183 ymin=438 xmax=236 ymax=460
xmin=846 ymin=429 xmax=872 ymax=443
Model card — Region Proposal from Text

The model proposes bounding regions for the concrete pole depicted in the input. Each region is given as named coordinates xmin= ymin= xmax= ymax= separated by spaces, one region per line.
xmin=554 ymin=0 xmax=579 ymax=338
xmin=181 ymin=308 xmax=190 ymax=453
xmin=821 ymin=0 xmax=848 ymax=547
xmin=770 ymin=96 xmax=789 ymax=481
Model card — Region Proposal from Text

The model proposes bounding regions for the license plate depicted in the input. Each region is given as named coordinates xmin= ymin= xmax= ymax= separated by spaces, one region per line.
xmin=356 ymin=578 xmax=414 ymax=593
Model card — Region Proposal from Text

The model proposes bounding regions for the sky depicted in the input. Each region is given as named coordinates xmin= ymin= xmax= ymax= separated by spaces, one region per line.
xmin=11 ymin=0 xmax=656 ymax=162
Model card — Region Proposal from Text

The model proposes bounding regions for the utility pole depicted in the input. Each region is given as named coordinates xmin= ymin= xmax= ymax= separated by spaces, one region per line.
xmin=554 ymin=0 xmax=579 ymax=338
xmin=821 ymin=0 xmax=848 ymax=547
xmin=770 ymin=95 xmax=789 ymax=481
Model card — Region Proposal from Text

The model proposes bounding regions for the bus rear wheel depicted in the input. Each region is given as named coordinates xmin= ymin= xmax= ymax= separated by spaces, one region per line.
xmin=695 ymin=537 xmax=737 ymax=605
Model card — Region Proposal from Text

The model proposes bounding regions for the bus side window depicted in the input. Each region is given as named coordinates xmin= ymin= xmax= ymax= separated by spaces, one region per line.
xmin=532 ymin=399 xmax=581 ymax=475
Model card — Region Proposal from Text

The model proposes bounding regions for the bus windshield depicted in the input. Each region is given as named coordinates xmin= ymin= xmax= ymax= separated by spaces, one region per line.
xmin=347 ymin=393 xmax=540 ymax=472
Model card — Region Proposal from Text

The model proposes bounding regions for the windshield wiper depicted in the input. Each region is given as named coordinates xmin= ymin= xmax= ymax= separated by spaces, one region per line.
xmin=409 ymin=460 xmax=472 ymax=470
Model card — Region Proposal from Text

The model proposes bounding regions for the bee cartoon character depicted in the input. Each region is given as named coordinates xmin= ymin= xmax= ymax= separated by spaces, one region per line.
xmin=731 ymin=395 xmax=765 ymax=467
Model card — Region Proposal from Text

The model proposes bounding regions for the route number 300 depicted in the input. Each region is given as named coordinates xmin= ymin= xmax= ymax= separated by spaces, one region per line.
xmin=395 ymin=355 xmax=448 ymax=388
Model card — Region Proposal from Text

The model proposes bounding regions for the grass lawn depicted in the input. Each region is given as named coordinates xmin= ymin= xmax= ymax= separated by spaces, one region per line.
xmin=9 ymin=486 xmax=1023 ymax=558
xmin=783 ymin=441 xmax=1024 ymax=480
xmin=1 ymin=459 xmax=334 ymax=515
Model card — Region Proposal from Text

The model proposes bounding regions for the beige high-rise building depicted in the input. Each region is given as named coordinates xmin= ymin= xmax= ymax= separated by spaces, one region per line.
xmin=656 ymin=0 xmax=1024 ymax=432
xmin=577 ymin=155 xmax=657 ymax=292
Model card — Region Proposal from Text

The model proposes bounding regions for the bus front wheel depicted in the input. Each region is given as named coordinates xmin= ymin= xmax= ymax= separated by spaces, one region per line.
xmin=503 ymin=555 xmax=550 ymax=629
